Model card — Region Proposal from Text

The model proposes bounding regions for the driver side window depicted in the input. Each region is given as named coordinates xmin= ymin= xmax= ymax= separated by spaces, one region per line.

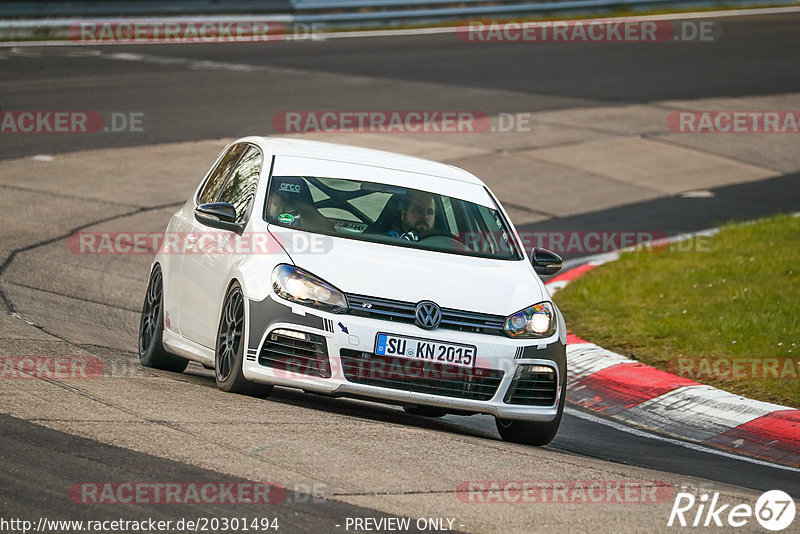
xmin=197 ymin=143 xmax=248 ymax=205
xmin=217 ymin=146 xmax=263 ymax=224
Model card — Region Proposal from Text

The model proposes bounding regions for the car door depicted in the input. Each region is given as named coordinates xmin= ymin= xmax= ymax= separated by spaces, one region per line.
xmin=165 ymin=143 xmax=248 ymax=337
xmin=179 ymin=144 xmax=264 ymax=348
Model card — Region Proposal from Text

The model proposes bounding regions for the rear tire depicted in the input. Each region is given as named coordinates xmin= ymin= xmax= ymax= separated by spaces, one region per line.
xmin=215 ymin=282 xmax=273 ymax=398
xmin=495 ymin=370 xmax=566 ymax=446
xmin=403 ymin=406 xmax=448 ymax=418
xmin=138 ymin=266 xmax=188 ymax=372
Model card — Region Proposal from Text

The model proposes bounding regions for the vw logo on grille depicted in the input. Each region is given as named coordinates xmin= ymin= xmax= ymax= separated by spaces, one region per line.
xmin=415 ymin=300 xmax=442 ymax=330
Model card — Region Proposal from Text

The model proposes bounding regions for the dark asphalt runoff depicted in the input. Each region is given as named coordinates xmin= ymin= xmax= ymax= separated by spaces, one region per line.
xmin=520 ymin=171 xmax=800 ymax=261
xmin=0 ymin=13 xmax=798 ymax=158
xmin=0 ymin=413 xmax=434 ymax=534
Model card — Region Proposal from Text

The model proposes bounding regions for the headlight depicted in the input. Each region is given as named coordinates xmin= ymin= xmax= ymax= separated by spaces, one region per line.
xmin=504 ymin=301 xmax=556 ymax=338
xmin=271 ymin=264 xmax=348 ymax=313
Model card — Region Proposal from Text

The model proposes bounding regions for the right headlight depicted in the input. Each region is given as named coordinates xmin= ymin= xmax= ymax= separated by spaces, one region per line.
xmin=271 ymin=264 xmax=348 ymax=313
xmin=504 ymin=301 xmax=556 ymax=338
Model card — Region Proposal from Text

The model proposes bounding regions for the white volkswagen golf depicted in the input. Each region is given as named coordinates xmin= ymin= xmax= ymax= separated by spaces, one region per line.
xmin=138 ymin=137 xmax=567 ymax=445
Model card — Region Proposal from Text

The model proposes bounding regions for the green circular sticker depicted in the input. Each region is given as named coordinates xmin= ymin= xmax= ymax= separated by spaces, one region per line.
xmin=277 ymin=213 xmax=295 ymax=224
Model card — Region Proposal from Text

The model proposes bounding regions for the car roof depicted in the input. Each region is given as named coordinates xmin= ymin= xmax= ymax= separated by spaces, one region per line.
xmin=246 ymin=136 xmax=485 ymax=186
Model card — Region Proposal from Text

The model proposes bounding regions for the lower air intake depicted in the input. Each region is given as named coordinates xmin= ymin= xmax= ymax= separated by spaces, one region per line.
xmin=504 ymin=365 xmax=557 ymax=406
xmin=340 ymin=349 xmax=503 ymax=401
xmin=258 ymin=329 xmax=330 ymax=378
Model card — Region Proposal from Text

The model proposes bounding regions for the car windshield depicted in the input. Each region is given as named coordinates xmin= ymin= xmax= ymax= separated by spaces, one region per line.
xmin=264 ymin=176 xmax=521 ymax=260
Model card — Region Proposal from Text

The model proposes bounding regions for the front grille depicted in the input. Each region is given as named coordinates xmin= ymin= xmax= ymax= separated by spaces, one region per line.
xmin=504 ymin=367 xmax=557 ymax=406
xmin=340 ymin=349 xmax=503 ymax=401
xmin=258 ymin=330 xmax=330 ymax=378
xmin=345 ymin=293 xmax=506 ymax=336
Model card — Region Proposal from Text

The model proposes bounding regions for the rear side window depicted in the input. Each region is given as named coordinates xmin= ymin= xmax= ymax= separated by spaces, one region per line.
xmin=217 ymin=146 xmax=263 ymax=224
xmin=197 ymin=143 xmax=247 ymax=205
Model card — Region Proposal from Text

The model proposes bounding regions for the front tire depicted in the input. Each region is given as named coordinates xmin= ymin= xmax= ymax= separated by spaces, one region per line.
xmin=495 ymin=371 xmax=566 ymax=446
xmin=138 ymin=266 xmax=188 ymax=372
xmin=215 ymin=282 xmax=273 ymax=398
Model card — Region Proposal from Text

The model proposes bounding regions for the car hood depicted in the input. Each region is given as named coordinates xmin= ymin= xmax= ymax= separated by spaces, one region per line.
xmin=273 ymin=228 xmax=548 ymax=316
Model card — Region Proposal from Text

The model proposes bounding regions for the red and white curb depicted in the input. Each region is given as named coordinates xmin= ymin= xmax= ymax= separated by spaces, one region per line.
xmin=546 ymin=251 xmax=800 ymax=469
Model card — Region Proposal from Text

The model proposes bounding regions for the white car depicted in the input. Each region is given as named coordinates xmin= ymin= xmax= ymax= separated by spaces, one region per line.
xmin=138 ymin=137 xmax=567 ymax=445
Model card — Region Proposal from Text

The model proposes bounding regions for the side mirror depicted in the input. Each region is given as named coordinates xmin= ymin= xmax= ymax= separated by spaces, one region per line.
xmin=194 ymin=202 xmax=244 ymax=234
xmin=531 ymin=247 xmax=563 ymax=275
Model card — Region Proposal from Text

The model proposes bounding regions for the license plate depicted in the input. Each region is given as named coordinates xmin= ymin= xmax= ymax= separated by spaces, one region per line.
xmin=374 ymin=333 xmax=476 ymax=369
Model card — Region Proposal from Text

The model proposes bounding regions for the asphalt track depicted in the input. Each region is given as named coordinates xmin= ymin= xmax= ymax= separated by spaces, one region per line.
xmin=0 ymin=413 xmax=434 ymax=533
xmin=0 ymin=12 xmax=798 ymax=158
xmin=1 ymin=10 xmax=799 ymax=533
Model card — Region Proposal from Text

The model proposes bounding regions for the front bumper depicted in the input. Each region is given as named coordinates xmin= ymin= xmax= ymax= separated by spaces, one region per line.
xmin=242 ymin=295 xmax=566 ymax=422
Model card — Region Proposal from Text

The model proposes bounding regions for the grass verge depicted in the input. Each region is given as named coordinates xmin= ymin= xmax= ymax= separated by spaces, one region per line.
xmin=553 ymin=214 xmax=799 ymax=408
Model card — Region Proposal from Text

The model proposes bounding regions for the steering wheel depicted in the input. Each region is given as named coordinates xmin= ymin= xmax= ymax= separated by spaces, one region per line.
xmin=418 ymin=231 xmax=468 ymax=251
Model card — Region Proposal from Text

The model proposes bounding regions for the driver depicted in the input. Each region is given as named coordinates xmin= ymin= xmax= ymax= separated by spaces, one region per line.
xmin=387 ymin=191 xmax=436 ymax=242
xmin=268 ymin=187 xmax=300 ymax=225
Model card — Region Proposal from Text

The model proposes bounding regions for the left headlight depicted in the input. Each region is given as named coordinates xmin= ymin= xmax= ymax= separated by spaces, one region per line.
xmin=504 ymin=301 xmax=556 ymax=338
xmin=271 ymin=264 xmax=348 ymax=313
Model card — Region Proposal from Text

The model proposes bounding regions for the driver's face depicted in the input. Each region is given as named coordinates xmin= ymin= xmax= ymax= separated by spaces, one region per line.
xmin=402 ymin=194 xmax=435 ymax=233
